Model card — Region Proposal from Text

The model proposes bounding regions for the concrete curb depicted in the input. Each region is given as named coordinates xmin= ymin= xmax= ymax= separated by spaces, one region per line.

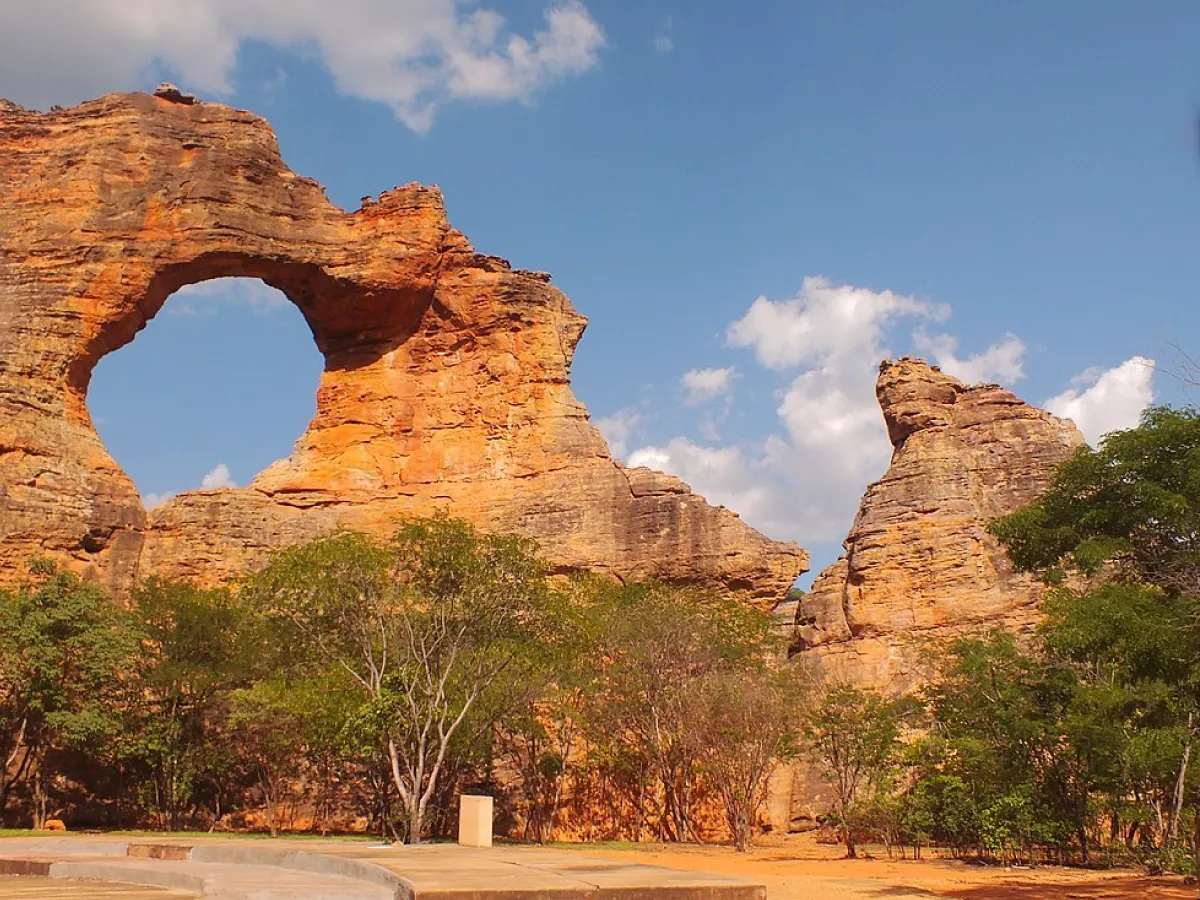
xmin=0 ymin=838 xmax=403 ymax=899
xmin=0 ymin=837 xmax=130 ymax=857
xmin=48 ymin=859 xmax=208 ymax=895
xmin=187 ymin=844 xmax=414 ymax=898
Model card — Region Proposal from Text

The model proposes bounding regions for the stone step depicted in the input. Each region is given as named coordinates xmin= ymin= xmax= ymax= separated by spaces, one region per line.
xmin=48 ymin=857 xmax=396 ymax=900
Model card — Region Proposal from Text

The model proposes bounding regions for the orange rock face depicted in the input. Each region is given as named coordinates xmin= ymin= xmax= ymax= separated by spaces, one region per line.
xmin=0 ymin=92 xmax=805 ymax=603
xmin=790 ymin=358 xmax=1085 ymax=690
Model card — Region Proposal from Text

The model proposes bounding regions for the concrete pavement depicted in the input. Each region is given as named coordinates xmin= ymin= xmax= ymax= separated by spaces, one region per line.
xmin=1 ymin=878 xmax=195 ymax=899
xmin=0 ymin=836 xmax=767 ymax=900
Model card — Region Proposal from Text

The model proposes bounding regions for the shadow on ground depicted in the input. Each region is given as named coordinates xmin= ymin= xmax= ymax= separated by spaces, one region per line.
xmin=940 ymin=875 xmax=1193 ymax=899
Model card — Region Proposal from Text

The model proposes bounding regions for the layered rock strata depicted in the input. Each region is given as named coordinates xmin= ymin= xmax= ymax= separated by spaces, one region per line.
xmin=791 ymin=357 xmax=1085 ymax=690
xmin=0 ymin=92 xmax=805 ymax=602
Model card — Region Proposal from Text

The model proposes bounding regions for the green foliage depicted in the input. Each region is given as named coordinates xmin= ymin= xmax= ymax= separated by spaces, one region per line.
xmin=581 ymin=580 xmax=778 ymax=843
xmin=227 ymin=680 xmax=309 ymax=836
xmin=902 ymin=775 xmax=978 ymax=853
xmin=965 ymin=407 xmax=1200 ymax=868
xmin=0 ymin=561 xmax=136 ymax=825
xmin=804 ymin=684 xmax=906 ymax=858
xmin=977 ymin=791 xmax=1063 ymax=862
xmin=123 ymin=578 xmax=262 ymax=830
xmin=990 ymin=405 xmax=1200 ymax=593
xmin=693 ymin=668 xmax=805 ymax=851
xmin=243 ymin=514 xmax=561 ymax=843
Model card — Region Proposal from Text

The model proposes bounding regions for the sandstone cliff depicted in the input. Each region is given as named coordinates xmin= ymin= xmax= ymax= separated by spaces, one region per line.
xmin=0 ymin=91 xmax=805 ymax=602
xmin=791 ymin=357 xmax=1085 ymax=690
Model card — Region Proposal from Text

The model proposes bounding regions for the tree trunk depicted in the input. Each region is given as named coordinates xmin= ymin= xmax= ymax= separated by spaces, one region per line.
xmin=1192 ymin=807 xmax=1200 ymax=899
xmin=33 ymin=768 xmax=47 ymax=831
xmin=407 ymin=795 xmax=423 ymax=845
xmin=1170 ymin=714 xmax=1193 ymax=843
xmin=263 ymin=776 xmax=279 ymax=838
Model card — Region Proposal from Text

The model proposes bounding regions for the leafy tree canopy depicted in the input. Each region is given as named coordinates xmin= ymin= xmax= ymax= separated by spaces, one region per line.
xmin=991 ymin=406 xmax=1200 ymax=594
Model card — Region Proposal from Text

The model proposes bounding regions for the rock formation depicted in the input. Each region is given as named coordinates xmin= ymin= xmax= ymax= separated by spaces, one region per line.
xmin=0 ymin=92 xmax=805 ymax=602
xmin=791 ymin=357 xmax=1085 ymax=690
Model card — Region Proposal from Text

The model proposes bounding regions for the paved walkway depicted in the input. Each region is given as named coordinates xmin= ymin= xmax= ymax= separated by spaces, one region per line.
xmin=1 ymin=877 xmax=195 ymax=898
xmin=0 ymin=836 xmax=766 ymax=900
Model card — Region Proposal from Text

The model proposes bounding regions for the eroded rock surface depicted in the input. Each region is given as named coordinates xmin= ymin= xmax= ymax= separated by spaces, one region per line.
xmin=791 ymin=357 xmax=1085 ymax=690
xmin=0 ymin=92 xmax=805 ymax=602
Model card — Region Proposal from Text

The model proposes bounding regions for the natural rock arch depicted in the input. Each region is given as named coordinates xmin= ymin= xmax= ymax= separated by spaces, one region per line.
xmin=0 ymin=91 xmax=805 ymax=603
xmin=87 ymin=275 xmax=323 ymax=510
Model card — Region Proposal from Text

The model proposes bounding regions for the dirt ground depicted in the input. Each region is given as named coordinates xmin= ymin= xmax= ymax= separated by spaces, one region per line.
xmin=579 ymin=833 xmax=1196 ymax=900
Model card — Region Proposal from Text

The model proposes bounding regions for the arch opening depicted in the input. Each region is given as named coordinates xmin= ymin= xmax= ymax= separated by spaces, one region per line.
xmin=87 ymin=277 xmax=324 ymax=509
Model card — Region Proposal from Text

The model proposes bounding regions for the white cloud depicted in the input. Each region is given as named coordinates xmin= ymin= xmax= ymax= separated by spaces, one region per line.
xmin=594 ymin=409 xmax=641 ymax=460
xmin=200 ymin=463 xmax=237 ymax=489
xmin=653 ymin=14 xmax=674 ymax=53
xmin=141 ymin=463 xmax=237 ymax=508
xmin=913 ymin=330 xmax=1026 ymax=385
xmin=1045 ymin=356 xmax=1155 ymax=445
xmin=0 ymin=0 xmax=604 ymax=132
xmin=627 ymin=278 xmax=947 ymax=543
xmin=727 ymin=276 xmax=948 ymax=371
xmin=168 ymin=278 xmax=289 ymax=316
xmin=681 ymin=367 xmax=736 ymax=405
xmin=628 ymin=438 xmax=785 ymax=524
xmin=628 ymin=277 xmax=1155 ymax=552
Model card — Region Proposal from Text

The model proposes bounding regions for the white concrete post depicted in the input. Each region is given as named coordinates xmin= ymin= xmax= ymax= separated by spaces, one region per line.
xmin=458 ymin=795 xmax=493 ymax=847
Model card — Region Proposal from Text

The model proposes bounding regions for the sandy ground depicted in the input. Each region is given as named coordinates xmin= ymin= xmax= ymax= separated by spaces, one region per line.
xmin=577 ymin=833 xmax=1196 ymax=900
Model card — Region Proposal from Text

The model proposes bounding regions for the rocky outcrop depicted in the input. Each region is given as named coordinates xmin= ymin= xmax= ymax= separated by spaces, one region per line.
xmin=791 ymin=358 xmax=1085 ymax=690
xmin=0 ymin=92 xmax=805 ymax=602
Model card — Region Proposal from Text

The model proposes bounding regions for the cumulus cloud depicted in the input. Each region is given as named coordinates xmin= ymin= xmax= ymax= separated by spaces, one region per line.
xmin=200 ymin=463 xmax=238 ymax=489
xmin=167 ymin=278 xmax=290 ymax=316
xmin=626 ymin=276 xmax=1155 ymax=553
xmin=0 ymin=0 xmax=604 ymax=131
xmin=681 ymin=367 xmax=736 ymax=405
xmin=1045 ymin=356 xmax=1155 ymax=445
xmin=142 ymin=491 xmax=175 ymax=509
xmin=628 ymin=438 xmax=784 ymax=522
xmin=594 ymin=409 xmax=641 ymax=460
xmin=913 ymin=330 xmax=1026 ymax=385
xmin=629 ymin=278 xmax=946 ymax=543
xmin=727 ymin=276 xmax=948 ymax=371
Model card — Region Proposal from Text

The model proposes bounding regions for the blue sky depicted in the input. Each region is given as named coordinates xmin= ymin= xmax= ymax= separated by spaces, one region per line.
xmin=2 ymin=2 xmax=1197 ymax=583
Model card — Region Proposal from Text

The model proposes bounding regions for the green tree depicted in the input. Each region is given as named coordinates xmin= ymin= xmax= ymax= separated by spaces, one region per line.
xmin=583 ymin=580 xmax=774 ymax=843
xmin=989 ymin=405 xmax=1200 ymax=868
xmin=693 ymin=669 xmax=804 ymax=851
xmin=1041 ymin=582 xmax=1199 ymax=847
xmin=902 ymin=775 xmax=978 ymax=858
xmin=226 ymin=679 xmax=309 ymax=837
xmin=493 ymin=575 xmax=598 ymax=843
xmin=0 ymin=560 xmax=136 ymax=826
xmin=125 ymin=577 xmax=260 ymax=830
xmin=925 ymin=632 xmax=1094 ymax=861
xmin=990 ymin=405 xmax=1200 ymax=594
xmin=804 ymin=684 xmax=905 ymax=858
xmin=245 ymin=516 xmax=558 ymax=843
